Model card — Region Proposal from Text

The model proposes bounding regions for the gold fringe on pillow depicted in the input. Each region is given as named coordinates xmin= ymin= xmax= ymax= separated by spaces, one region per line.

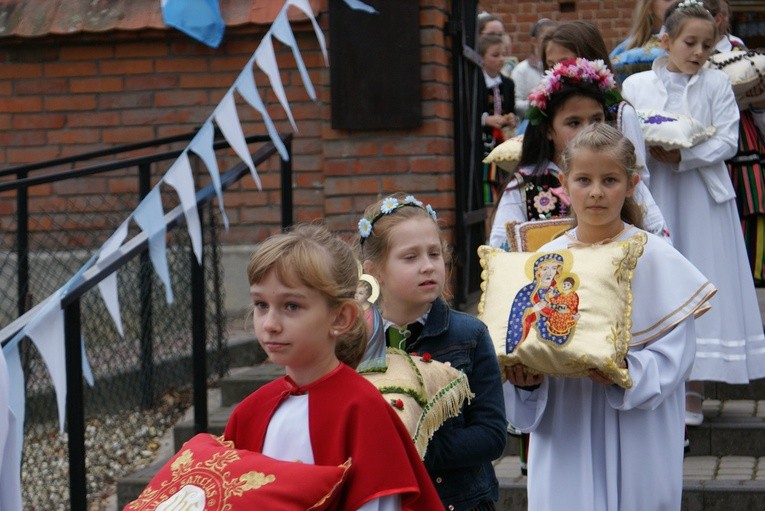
xmin=412 ymin=373 xmax=474 ymax=458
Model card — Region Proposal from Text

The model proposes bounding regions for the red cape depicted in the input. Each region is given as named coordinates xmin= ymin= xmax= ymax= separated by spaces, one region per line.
xmin=224 ymin=363 xmax=444 ymax=511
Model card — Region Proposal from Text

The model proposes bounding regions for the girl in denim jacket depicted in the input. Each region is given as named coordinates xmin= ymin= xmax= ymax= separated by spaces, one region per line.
xmin=357 ymin=193 xmax=507 ymax=511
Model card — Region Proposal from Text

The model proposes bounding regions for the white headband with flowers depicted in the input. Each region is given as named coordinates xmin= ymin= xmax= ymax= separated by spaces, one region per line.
xmin=358 ymin=195 xmax=438 ymax=244
xmin=526 ymin=58 xmax=622 ymax=126
xmin=676 ymin=0 xmax=705 ymax=10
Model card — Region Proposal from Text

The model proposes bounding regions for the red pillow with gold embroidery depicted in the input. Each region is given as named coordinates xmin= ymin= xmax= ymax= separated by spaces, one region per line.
xmin=123 ymin=433 xmax=351 ymax=511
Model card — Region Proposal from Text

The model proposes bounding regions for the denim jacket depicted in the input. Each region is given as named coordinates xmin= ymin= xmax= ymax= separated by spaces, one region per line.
xmin=404 ymin=298 xmax=507 ymax=511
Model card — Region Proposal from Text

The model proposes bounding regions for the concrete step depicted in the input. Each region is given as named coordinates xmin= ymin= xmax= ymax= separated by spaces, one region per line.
xmin=687 ymin=399 xmax=765 ymax=457
xmin=219 ymin=363 xmax=284 ymax=407
xmin=118 ymin=452 xmax=765 ymax=510
xmin=495 ymin=455 xmax=765 ymax=511
xmin=706 ymin=379 xmax=765 ymax=401
xmin=172 ymin=405 xmax=234 ymax=452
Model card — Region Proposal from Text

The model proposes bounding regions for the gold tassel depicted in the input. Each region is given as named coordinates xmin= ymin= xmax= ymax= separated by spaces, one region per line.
xmin=412 ymin=374 xmax=475 ymax=458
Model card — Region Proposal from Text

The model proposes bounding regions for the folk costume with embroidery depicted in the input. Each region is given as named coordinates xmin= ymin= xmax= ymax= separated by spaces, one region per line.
xmin=712 ymin=38 xmax=765 ymax=284
xmin=623 ymin=57 xmax=765 ymax=383
xmin=504 ymin=225 xmax=715 ymax=511
xmin=224 ymin=363 xmax=444 ymax=511
xmin=481 ymin=71 xmax=516 ymax=205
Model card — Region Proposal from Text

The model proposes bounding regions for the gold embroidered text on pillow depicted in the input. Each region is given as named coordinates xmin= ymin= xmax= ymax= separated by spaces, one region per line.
xmin=477 ymin=232 xmax=648 ymax=388
xmin=124 ymin=433 xmax=350 ymax=511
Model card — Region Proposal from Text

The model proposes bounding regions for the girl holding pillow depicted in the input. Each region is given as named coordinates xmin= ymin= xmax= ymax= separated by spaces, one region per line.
xmin=224 ymin=224 xmax=443 ymax=511
xmin=505 ymin=123 xmax=715 ymax=510
xmin=358 ymin=193 xmax=507 ymax=511
xmin=622 ymin=0 xmax=765 ymax=425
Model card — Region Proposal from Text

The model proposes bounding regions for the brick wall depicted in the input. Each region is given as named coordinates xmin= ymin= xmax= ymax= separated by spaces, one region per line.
xmin=0 ymin=0 xmax=457 ymax=250
xmin=481 ymin=0 xmax=638 ymax=61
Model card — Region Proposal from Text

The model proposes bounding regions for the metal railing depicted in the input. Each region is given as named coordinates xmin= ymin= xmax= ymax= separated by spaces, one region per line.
xmin=0 ymin=130 xmax=293 ymax=510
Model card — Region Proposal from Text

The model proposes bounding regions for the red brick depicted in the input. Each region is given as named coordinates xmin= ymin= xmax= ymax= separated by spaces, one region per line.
xmin=59 ymin=46 xmax=114 ymax=61
xmin=179 ymin=74 xmax=236 ymax=89
xmin=115 ymin=43 xmax=169 ymax=59
xmin=66 ymin=111 xmax=121 ymax=127
xmin=2 ymin=63 xmax=43 ymax=79
xmin=45 ymin=61 xmax=98 ymax=78
xmin=12 ymin=113 xmax=65 ymax=130
xmin=124 ymin=75 xmax=179 ymax=91
xmin=70 ymin=77 xmax=123 ymax=93
xmin=98 ymin=92 xmax=154 ymax=109
xmin=99 ymin=60 xmax=154 ymax=75
xmin=155 ymin=90 xmax=209 ymax=107
xmin=15 ymin=78 xmax=68 ymax=95
xmin=103 ymin=127 xmax=155 ymax=143
xmin=44 ymin=95 xmax=97 ymax=111
xmin=47 ymin=129 xmax=100 ymax=145
xmin=326 ymin=176 xmax=380 ymax=196
xmin=380 ymin=174 xmax=441 ymax=192
xmin=0 ymin=97 xmax=42 ymax=113
xmin=156 ymin=58 xmax=211 ymax=73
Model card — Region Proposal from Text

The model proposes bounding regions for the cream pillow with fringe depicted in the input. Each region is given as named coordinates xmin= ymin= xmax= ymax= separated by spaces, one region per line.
xmin=482 ymin=135 xmax=523 ymax=172
xmin=360 ymin=348 xmax=473 ymax=458
xmin=477 ymin=232 xmax=648 ymax=388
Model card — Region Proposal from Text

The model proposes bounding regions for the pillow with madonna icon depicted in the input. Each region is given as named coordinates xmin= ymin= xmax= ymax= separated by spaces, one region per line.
xmin=123 ymin=433 xmax=350 ymax=511
xmin=477 ymin=232 xmax=649 ymax=389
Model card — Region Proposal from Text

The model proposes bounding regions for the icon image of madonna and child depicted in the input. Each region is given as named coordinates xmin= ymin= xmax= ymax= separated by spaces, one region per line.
xmin=506 ymin=252 xmax=581 ymax=353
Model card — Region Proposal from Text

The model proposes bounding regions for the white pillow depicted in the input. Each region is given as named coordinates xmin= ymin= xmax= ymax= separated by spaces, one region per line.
xmin=636 ymin=109 xmax=716 ymax=150
xmin=705 ymin=50 xmax=765 ymax=107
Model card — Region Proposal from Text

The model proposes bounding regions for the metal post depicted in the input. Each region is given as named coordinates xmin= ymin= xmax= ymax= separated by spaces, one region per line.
xmin=138 ymin=163 xmax=154 ymax=408
xmin=191 ymin=205 xmax=208 ymax=433
xmin=64 ymin=299 xmax=87 ymax=511
xmin=16 ymin=170 xmax=29 ymax=318
xmin=280 ymin=137 xmax=293 ymax=229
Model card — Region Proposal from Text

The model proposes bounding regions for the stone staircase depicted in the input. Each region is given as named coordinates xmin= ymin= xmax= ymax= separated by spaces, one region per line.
xmin=117 ymin=349 xmax=765 ymax=510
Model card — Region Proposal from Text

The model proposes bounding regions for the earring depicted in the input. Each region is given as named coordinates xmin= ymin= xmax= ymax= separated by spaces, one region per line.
xmin=332 ymin=330 xmax=339 ymax=336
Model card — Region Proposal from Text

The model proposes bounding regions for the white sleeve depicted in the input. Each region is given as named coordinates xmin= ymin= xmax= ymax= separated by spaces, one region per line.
xmin=503 ymin=378 xmax=549 ymax=432
xmin=357 ymin=495 xmax=402 ymax=511
xmin=489 ymin=177 xmax=527 ymax=248
xmin=605 ymin=317 xmax=695 ymax=411
xmin=678 ymin=77 xmax=740 ymax=171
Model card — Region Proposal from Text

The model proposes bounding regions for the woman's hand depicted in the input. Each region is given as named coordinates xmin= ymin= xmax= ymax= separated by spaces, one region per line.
xmin=505 ymin=364 xmax=544 ymax=387
xmin=649 ymin=146 xmax=681 ymax=163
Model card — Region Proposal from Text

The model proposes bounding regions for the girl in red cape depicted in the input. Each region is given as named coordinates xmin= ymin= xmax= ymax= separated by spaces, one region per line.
xmin=224 ymin=224 xmax=443 ymax=511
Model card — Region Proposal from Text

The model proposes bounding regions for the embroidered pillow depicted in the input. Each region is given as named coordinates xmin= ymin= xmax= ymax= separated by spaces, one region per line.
xmin=504 ymin=217 xmax=576 ymax=253
xmin=483 ymin=135 xmax=523 ymax=172
xmin=636 ymin=109 xmax=716 ymax=150
xmin=610 ymin=35 xmax=666 ymax=82
xmin=123 ymin=433 xmax=350 ymax=511
xmin=360 ymin=348 xmax=473 ymax=458
xmin=477 ymin=232 xmax=648 ymax=388
xmin=705 ymin=50 xmax=765 ymax=107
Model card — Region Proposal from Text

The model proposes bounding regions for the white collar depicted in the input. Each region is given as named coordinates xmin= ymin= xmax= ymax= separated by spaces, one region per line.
xmin=484 ymin=71 xmax=502 ymax=88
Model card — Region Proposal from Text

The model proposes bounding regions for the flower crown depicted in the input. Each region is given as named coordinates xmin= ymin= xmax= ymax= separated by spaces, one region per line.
xmin=526 ymin=58 xmax=622 ymax=126
xmin=358 ymin=195 xmax=438 ymax=244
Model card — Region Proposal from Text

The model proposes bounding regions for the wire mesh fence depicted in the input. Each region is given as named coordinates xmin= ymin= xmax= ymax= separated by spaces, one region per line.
xmin=1 ymin=167 xmax=228 ymax=509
